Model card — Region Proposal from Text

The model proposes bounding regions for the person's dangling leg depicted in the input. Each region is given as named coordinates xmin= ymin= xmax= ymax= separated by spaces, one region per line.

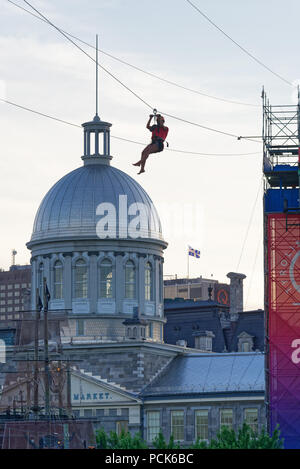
xmin=137 ymin=143 xmax=159 ymax=174
xmin=133 ymin=144 xmax=151 ymax=167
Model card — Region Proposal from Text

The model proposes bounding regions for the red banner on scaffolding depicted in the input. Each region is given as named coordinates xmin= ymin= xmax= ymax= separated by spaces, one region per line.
xmin=267 ymin=213 xmax=300 ymax=448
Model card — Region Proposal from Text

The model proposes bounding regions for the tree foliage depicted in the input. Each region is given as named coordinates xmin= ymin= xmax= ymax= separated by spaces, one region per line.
xmin=95 ymin=424 xmax=283 ymax=450
xmin=95 ymin=428 xmax=147 ymax=449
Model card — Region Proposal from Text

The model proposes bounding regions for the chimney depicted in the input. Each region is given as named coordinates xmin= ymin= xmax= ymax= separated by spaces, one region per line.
xmin=226 ymin=272 xmax=246 ymax=320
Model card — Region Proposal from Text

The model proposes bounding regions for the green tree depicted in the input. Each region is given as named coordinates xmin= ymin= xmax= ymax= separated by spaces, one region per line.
xmin=152 ymin=430 xmax=181 ymax=449
xmin=95 ymin=424 xmax=283 ymax=450
xmin=95 ymin=428 xmax=147 ymax=449
xmin=193 ymin=424 xmax=284 ymax=449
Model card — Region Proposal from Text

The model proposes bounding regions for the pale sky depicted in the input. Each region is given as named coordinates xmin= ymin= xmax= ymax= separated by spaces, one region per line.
xmin=1 ymin=0 xmax=300 ymax=310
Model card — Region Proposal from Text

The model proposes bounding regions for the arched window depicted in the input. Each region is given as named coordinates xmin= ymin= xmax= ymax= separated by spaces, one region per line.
xmin=74 ymin=259 xmax=88 ymax=299
xmin=54 ymin=260 xmax=63 ymax=300
xmin=125 ymin=261 xmax=136 ymax=299
xmin=38 ymin=263 xmax=44 ymax=297
xmin=100 ymin=259 xmax=113 ymax=298
xmin=133 ymin=327 xmax=137 ymax=338
xmin=145 ymin=262 xmax=153 ymax=301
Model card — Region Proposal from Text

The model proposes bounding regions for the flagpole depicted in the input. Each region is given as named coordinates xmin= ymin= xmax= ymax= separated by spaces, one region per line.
xmin=187 ymin=247 xmax=189 ymax=279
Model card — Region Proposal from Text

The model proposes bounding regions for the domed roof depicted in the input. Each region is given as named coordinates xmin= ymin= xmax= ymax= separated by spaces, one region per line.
xmin=29 ymin=162 xmax=163 ymax=243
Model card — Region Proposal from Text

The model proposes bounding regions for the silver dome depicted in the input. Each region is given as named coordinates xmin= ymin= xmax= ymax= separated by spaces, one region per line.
xmin=30 ymin=163 xmax=163 ymax=242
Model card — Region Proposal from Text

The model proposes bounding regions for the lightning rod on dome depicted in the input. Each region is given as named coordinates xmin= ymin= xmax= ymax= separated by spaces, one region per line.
xmin=95 ymin=34 xmax=99 ymax=119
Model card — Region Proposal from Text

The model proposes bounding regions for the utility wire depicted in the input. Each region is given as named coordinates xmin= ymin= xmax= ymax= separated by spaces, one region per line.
xmin=236 ymin=177 xmax=263 ymax=272
xmin=21 ymin=0 xmax=261 ymax=143
xmin=6 ymin=0 xmax=258 ymax=108
xmin=22 ymin=0 xmax=151 ymax=110
xmin=0 ymin=97 xmax=260 ymax=157
xmin=245 ymin=229 xmax=263 ymax=310
xmin=185 ymin=0 xmax=293 ymax=87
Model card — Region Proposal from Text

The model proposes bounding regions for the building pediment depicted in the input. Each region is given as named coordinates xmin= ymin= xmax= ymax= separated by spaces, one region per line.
xmin=237 ymin=331 xmax=254 ymax=339
xmin=71 ymin=370 xmax=141 ymax=406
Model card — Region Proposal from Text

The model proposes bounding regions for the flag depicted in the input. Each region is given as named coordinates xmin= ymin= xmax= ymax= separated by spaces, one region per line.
xmin=43 ymin=281 xmax=51 ymax=312
xmin=37 ymin=295 xmax=43 ymax=312
xmin=188 ymin=246 xmax=201 ymax=258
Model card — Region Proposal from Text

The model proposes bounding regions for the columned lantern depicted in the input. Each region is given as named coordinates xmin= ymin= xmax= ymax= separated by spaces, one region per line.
xmin=82 ymin=114 xmax=112 ymax=165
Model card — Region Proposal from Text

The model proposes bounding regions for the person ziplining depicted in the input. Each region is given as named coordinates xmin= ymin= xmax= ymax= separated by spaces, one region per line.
xmin=133 ymin=111 xmax=169 ymax=174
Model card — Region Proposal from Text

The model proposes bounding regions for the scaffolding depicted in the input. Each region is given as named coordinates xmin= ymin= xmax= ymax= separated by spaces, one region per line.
xmin=263 ymin=91 xmax=300 ymax=449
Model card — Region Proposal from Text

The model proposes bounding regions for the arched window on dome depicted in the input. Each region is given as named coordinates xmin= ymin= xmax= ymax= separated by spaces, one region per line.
xmin=100 ymin=259 xmax=113 ymax=298
xmin=145 ymin=262 xmax=153 ymax=301
xmin=74 ymin=259 xmax=88 ymax=299
xmin=38 ymin=263 xmax=44 ymax=298
xmin=125 ymin=261 xmax=136 ymax=299
xmin=54 ymin=260 xmax=63 ymax=300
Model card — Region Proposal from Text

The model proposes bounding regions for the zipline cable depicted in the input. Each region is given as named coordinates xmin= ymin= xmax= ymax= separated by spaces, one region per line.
xmin=0 ymin=97 xmax=260 ymax=157
xmin=6 ymin=0 xmax=258 ymax=108
xmin=236 ymin=177 xmax=263 ymax=272
xmin=245 ymin=229 xmax=263 ymax=310
xmin=21 ymin=0 xmax=261 ymax=144
xmin=185 ymin=0 xmax=293 ymax=86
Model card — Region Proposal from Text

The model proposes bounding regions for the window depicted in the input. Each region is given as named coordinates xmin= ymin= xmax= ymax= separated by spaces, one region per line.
xmin=7 ymin=285 xmax=12 ymax=290
xmin=76 ymin=320 xmax=85 ymax=336
xmin=7 ymin=292 xmax=12 ymax=298
xmin=171 ymin=411 xmax=184 ymax=441
xmin=145 ymin=262 xmax=152 ymax=301
xmin=148 ymin=323 xmax=153 ymax=339
xmin=14 ymin=291 xmax=20 ymax=297
xmin=0 ymin=286 xmax=5 ymax=290
xmin=74 ymin=260 xmax=88 ymax=299
xmin=125 ymin=261 xmax=136 ymax=299
xmin=241 ymin=342 xmax=251 ymax=352
xmin=190 ymin=287 xmax=202 ymax=299
xmin=147 ymin=411 xmax=160 ymax=442
xmin=116 ymin=421 xmax=128 ymax=435
xmin=244 ymin=408 xmax=258 ymax=433
xmin=195 ymin=410 xmax=209 ymax=441
xmin=238 ymin=333 xmax=254 ymax=352
xmin=54 ymin=261 xmax=63 ymax=300
xmin=194 ymin=333 xmax=214 ymax=352
xmin=220 ymin=409 xmax=233 ymax=429
xmin=100 ymin=259 xmax=113 ymax=298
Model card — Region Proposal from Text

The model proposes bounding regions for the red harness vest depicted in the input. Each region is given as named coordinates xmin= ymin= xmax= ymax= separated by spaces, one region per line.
xmin=151 ymin=125 xmax=169 ymax=141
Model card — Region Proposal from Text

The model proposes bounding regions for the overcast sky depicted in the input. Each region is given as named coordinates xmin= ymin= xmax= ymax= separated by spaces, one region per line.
xmin=1 ymin=0 xmax=300 ymax=310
